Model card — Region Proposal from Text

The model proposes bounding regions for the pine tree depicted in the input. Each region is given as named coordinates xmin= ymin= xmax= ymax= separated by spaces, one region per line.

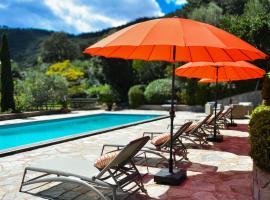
xmin=0 ymin=33 xmax=15 ymax=112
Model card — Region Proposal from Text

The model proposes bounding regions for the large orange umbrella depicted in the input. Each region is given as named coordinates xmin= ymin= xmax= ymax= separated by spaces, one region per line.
xmin=176 ymin=61 xmax=265 ymax=136
xmin=84 ymin=17 xmax=267 ymax=183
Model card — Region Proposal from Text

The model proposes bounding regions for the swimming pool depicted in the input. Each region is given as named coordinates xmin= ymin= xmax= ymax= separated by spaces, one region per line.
xmin=0 ymin=113 xmax=164 ymax=155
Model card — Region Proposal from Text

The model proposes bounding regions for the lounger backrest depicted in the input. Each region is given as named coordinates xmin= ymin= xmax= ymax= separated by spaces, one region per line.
xmin=161 ymin=121 xmax=192 ymax=148
xmin=221 ymin=106 xmax=232 ymax=118
xmin=206 ymin=108 xmax=224 ymax=124
xmin=188 ymin=114 xmax=211 ymax=134
xmin=96 ymin=136 xmax=150 ymax=178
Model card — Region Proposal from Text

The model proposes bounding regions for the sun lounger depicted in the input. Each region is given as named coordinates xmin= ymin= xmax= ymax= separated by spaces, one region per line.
xmin=202 ymin=108 xmax=224 ymax=134
xmin=20 ymin=136 xmax=150 ymax=200
xmin=216 ymin=106 xmax=232 ymax=128
xmin=180 ymin=114 xmax=211 ymax=148
xmin=101 ymin=122 xmax=192 ymax=168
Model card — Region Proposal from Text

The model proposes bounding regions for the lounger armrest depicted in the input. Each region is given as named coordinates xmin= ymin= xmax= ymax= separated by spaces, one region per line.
xmin=101 ymin=144 xmax=125 ymax=155
xmin=143 ymin=131 xmax=165 ymax=139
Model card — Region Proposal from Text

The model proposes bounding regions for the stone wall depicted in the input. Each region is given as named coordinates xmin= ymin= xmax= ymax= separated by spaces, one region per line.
xmin=0 ymin=110 xmax=61 ymax=121
xmin=218 ymin=90 xmax=262 ymax=106
xmin=138 ymin=104 xmax=204 ymax=112
xmin=252 ymin=164 xmax=270 ymax=200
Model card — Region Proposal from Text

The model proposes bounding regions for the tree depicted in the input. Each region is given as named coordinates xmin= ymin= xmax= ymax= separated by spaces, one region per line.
xmin=215 ymin=0 xmax=247 ymax=15
xmin=101 ymin=58 xmax=134 ymax=101
xmin=41 ymin=32 xmax=80 ymax=63
xmin=220 ymin=0 xmax=270 ymax=54
xmin=0 ymin=33 xmax=15 ymax=112
xmin=188 ymin=2 xmax=223 ymax=26
xmin=132 ymin=60 xmax=167 ymax=84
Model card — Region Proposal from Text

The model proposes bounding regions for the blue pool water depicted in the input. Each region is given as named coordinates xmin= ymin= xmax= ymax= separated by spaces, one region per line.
xmin=0 ymin=113 xmax=161 ymax=151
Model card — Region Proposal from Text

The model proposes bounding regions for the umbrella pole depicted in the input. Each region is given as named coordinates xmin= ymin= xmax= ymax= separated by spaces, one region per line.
xmin=169 ymin=62 xmax=176 ymax=173
xmin=213 ymin=66 xmax=218 ymax=137
xmin=154 ymin=45 xmax=187 ymax=186
xmin=207 ymin=65 xmax=223 ymax=142
xmin=229 ymin=81 xmax=233 ymax=124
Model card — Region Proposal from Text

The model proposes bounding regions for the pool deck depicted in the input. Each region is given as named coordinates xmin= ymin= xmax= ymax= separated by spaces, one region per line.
xmin=0 ymin=110 xmax=252 ymax=200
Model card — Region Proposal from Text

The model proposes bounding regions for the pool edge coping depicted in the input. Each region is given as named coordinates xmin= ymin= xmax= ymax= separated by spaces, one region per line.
xmin=0 ymin=115 xmax=169 ymax=157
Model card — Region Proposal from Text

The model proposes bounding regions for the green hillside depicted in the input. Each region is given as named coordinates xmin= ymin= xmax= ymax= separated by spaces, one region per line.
xmin=0 ymin=17 xmax=152 ymax=67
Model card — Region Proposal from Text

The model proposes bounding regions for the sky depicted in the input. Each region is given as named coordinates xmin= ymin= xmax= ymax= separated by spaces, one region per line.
xmin=0 ymin=0 xmax=187 ymax=34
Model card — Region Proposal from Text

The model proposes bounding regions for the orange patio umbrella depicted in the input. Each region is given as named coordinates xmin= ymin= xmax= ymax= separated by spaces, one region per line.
xmin=176 ymin=61 xmax=265 ymax=137
xmin=84 ymin=18 xmax=267 ymax=184
xmin=176 ymin=61 xmax=265 ymax=81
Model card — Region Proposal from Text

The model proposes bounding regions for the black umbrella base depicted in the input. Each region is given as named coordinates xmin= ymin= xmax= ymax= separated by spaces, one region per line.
xmin=154 ymin=168 xmax=187 ymax=186
xmin=207 ymin=134 xmax=223 ymax=142
xmin=227 ymin=122 xmax=237 ymax=127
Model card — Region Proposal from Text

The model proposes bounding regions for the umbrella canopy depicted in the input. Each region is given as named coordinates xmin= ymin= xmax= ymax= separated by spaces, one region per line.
xmin=176 ymin=61 xmax=265 ymax=139
xmin=199 ymin=78 xmax=227 ymax=83
xmin=84 ymin=18 xmax=267 ymax=62
xmin=84 ymin=17 xmax=267 ymax=179
xmin=175 ymin=61 xmax=266 ymax=80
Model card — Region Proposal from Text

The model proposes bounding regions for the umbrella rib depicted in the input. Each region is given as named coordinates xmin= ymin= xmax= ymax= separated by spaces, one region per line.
xmin=127 ymin=46 xmax=140 ymax=59
xmin=230 ymin=65 xmax=243 ymax=80
xmin=221 ymin=48 xmax=236 ymax=62
xmin=241 ymin=67 xmax=260 ymax=79
xmin=204 ymin=46 xmax=215 ymax=62
xmin=105 ymin=46 xmax=123 ymax=57
xmin=137 ymin=19 xmax=162 ymax=47
xmin=187 ymin=46 xmax=193 ymax=62
xmin=147 ymin=45 xmax=156 ymax=60
xmin=239 ymin=49 xmax=254 ymax=61
xmin=223 ymin=65 xmax=229 ymax=81
xmin=102 ymin=24 xmax=140 ymax=47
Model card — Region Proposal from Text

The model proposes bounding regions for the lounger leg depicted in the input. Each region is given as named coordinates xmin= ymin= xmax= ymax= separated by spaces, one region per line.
xmin=19 ymin=169 xmax=27 ymax=192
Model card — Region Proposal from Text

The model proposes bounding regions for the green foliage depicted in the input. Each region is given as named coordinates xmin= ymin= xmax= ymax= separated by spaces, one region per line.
xmin=41 ymin=32 xmax=80 ymax=63
xmin=262 ymin=72 xmax=270 ymax=106
xmin=215 ymin=0 xmax=247 ymax=15
xmin=249 ymin=105 xmax=270 ymax=172
xmin=132 ymin=60 xmax=167 ymax=84
xmin=188 ymin=2 xmax=223 ymax=26
xmin=101 ymin=58 xmax=134 ymax=101
xmin=46 ymin=60 xmax=84 ymax=81
xmin=87 ymin=85 xmax=119 ymax=105
xmin=0 ymin=33 xmax=16 ymax=112
xmin=144 ymin=79 xmax=179 ymax=104
xmin=220 ymin=0 xmax=270 ymax=53
xmin=72 ymin=59 xmax=105 ymax=86
xmin=128 ymin=85 xmax=145 ymax=108
xmin=182 ymin=79 xmax=198 ymax=105
xmin=15 ymin=71 xmax=68 ymax=110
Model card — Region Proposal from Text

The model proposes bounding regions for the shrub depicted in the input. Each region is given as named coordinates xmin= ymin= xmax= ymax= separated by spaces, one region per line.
xmin=87 ymin=85 xmax=119 ymax=105
xmin=144 ymin=79 xmax=179 ymax=104
xmin=128 ymin=85 xmax=145 ymax=108
xmin=262 ymin=72 xmax=270 ymax=106
xmin=249 ymin=105 xmax=270 ymax=172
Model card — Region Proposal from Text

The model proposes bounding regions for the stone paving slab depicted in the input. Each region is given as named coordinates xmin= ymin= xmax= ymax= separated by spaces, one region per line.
xmin=0 ymin=110 xmax=252 ymax=200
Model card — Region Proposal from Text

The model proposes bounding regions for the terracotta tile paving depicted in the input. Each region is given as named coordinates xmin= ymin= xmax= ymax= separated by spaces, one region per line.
xmin=0 ymin=110 xmax=252 ymax=200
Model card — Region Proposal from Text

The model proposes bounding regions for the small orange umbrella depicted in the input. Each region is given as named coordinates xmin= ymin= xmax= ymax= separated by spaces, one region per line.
xmin=84 ymin=17 xmax=267 ymax=180
xmin=176 ymin=61 xmax=265 ymax=136
xmin=175 ymin=61 xmax=265 ymax=80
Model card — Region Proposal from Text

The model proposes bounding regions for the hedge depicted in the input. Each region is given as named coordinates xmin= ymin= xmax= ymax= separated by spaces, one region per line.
xmin=144 ymin=79 xmax=180 ymax=104
xmin=249 ymin=105 xmax=270 ymax=172
xmin=128 ymin=85 xmax=145 ymax=108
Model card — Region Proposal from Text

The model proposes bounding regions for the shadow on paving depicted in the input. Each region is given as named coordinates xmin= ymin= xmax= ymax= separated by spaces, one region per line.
xmin=227 ymin=124 xmax=249 ymax=132
xmin=208 ymin=135 xmax=250 ymax=156
xmin=136 ymin=170 xmax=252 ymax=200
